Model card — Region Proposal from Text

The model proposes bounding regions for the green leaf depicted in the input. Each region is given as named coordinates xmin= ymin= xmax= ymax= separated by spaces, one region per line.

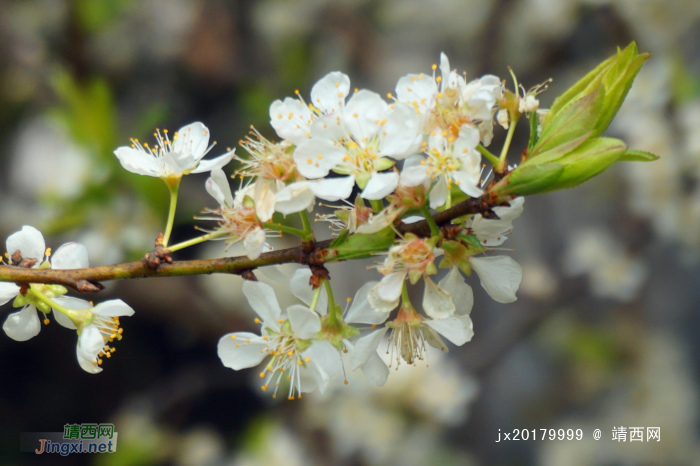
xmin=329 ymin=229 xmax=350 ymax=248
xmin=546 ymin=55 xmax=615 ymax=125
xmin=329 ymin=227 xmax=396 ymax=261
xmin=618 ymin=149 xmax=660 ymax=162
xmin=494 ymin=163 xmax=565 ymax=197
xmin=522 ymin=132 xmax=592 ymax=166
xmin=531 ymin=86 xmax=605 ymax=157
xmin=539 ymin=137 xmax=626 ymax=193
xmin=594 ymin=51 xmax=650 ymax=137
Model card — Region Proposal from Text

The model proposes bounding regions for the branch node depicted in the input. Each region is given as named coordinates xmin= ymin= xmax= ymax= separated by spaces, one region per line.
xmin=238 ymin=269 xmax=258 ymax=281
xmin=76 ymin=280 xmax=105 ymax=293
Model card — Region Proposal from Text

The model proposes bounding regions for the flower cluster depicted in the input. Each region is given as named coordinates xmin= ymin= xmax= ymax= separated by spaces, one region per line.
xmin=1 ymin=226 xmax=134 ymax=373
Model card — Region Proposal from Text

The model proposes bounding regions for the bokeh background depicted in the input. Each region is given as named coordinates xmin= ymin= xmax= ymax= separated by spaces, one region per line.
xmin=1 ymin=0 xmax=699 ymax=465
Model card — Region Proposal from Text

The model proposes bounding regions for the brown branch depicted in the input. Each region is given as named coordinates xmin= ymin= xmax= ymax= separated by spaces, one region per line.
xmin=0 ymin=196 xmax=496 ymax=292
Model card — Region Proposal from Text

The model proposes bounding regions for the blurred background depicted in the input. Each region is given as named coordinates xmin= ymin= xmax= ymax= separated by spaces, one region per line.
xmin=0 ymin=0 xmax=699 ymax=465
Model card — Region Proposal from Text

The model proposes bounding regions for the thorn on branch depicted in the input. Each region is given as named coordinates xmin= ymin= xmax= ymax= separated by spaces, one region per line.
xmin=76 ymin=280 xmax=105 ymax=293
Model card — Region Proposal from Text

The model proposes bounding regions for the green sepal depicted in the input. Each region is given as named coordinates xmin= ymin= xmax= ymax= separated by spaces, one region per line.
xmin=243 ymin=195 xmax=256 ymax=209
xmin=375 ymin=158 xmax=395 ymax=171
xmin=36 ymin=301 xmax=52 ymax=314
xmin=456 ymin=233 xmax=484 ymax=251
xmin=408 ymin=269 xmax=423 ymax=285
xmin=329 ymin=226 xmax=396 ymax=261
xmin=335 ymin=209 xmax=350 ymax=224
xmin=13 ymin=294 xmax=29 ymax=308
xmin=618 ymin=149 xmax=660 ymax=162
xmin=329 ymin=229 xmax=351 ymax=248
xmin=438 ymin=240 xmax=472 ymax=276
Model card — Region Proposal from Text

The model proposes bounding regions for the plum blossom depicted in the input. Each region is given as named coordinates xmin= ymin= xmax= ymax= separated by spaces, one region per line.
xmin=400 ymin=125 xmax=484 ymax=209
xmin=52 ymin=297 xmax=135 ymax=374
xmin=368 ymin=234 xmax=438 ymax=313
xmin=114 ymin=122 xmax=234 ymax=180
xmin=269 ymin=71 xmax=351 ymax=145
xmin=395 ymin=52 xmax=502 ymax=145
xmin=217 ymin=281 xmax=342 ymax=399
xmin=1 ymin=226 xmax=89 ymax=341
xmin=201 ymin=169 xmax=274 ymax=260
xmin=465 ymin=196 xmax=525 ymax=246
xmin=293 ymin=90 xmax=421 ymax=200
xmin=352 ymin=267 xmax=474 ymax=370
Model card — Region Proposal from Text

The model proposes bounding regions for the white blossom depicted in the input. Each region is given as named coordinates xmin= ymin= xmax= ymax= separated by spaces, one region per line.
xmin=114 ymin=122 xmax=234 ymax=179
xmin=1 ymin=226 xmax=89 ymax=341
xmin=400 ymin=125 xmax=484 ymax=209
xmin=217 ymin=281 xmax=342 ymax=399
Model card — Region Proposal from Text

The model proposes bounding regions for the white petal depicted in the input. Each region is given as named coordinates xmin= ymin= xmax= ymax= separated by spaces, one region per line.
xmin=243 ymin=229 xmax=267 ymax=260
xmin=439 ymin=52 xmax=451 ymax=89
xmin=173 ymin=122 xmax=210 ymax=160
xmin=452 ymin=170 xmax=484 ymax=198
xmin=342 ymin=90 xmax=388 ymax=145
xmin=376 ymin=271 xmax=406 ymax=302
xmin=0 ymin=282 xmax=20 ymax=306
xmin=274 ymin=182 xmax=315 ymax=215
xmin=355 ymin=208 xmax=400 ymax=234
xmin=310 ymin=71 xmax=350 ymax=114
xmin=242 ymin=281 xmax=282 ymax=330
xmin=302 ymin=340 xmax=342 ymax=394
xmin=191 ymin=150 xmax=235 ymax=173
xmin=205 ymin=168 xmax=234 ymax=207
xmin=399 ymin=156 xmax=430 ymax=187
xmin=52 ymin=296 xmax=91 ymax=329
xmin=259 ymin=265 xmax=286 ymax=282
xmin=361 ymin=171 xmax=398 ymax=200
xmin=379 ymin=102 xmax=420 ymax=159
xmin=6 ymin=226 xmax=45 ymax=262
xmin=269 ymin=98 xmax=314 ymax=145
xmin=289 ymin=268 xmax=328 ymax=315
xmin=217 ymin=332 xmax=268 ymax=370
xmin=395 ymin=74 xmax=438 ymax=113
xmin=422 ymin=276 xmax=455 ymax=319
xmin=254 ymin=181 xmax=276 ymax=222
xmin=455 ymin=124 xmax=480 ymax=150
xmin=470 ymin=256 xmax=522 ymax=303
xmin=93 ymin=299 xmax=135 ymax=317
xmin=438 ymin=267 xmax=474 ymax=315
xmin=51 ymin=242 xmax=89 ymax=269
xmin=351 ymin=327 xmax=388 ymax=370
xmin=429 ymin=177 xmax=448 ymax=209
xmin=3 ymin=305 xmax=40 ymax=341
xmin=360 ymin=351 xmax=390 ymax=387
xmin=293 ymin=138 xmax=347 ymax=178
xmin=77 ymin=347 xmax=102 ymax=374
xmin=345 ymin=281 xmax=390 ymax=324
xmin=287 ymin=304 xmax=322 ymax=339
xmin=114 ymin=146 xmax=161 ymax=177
xmin=424 ymin=315 xmax=474 ymax=346
xmin=77 ymin=324 xmax=105 ymax=361
xmin=309 ymin=113 xmax=346 ymax=141
xmin=367 ymin=286 xmax=400 ymax=313
xmin=308 ymin=176 xmax=355 ymax=201
xmin=402 ymin=216 xmax=424 ymax=224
